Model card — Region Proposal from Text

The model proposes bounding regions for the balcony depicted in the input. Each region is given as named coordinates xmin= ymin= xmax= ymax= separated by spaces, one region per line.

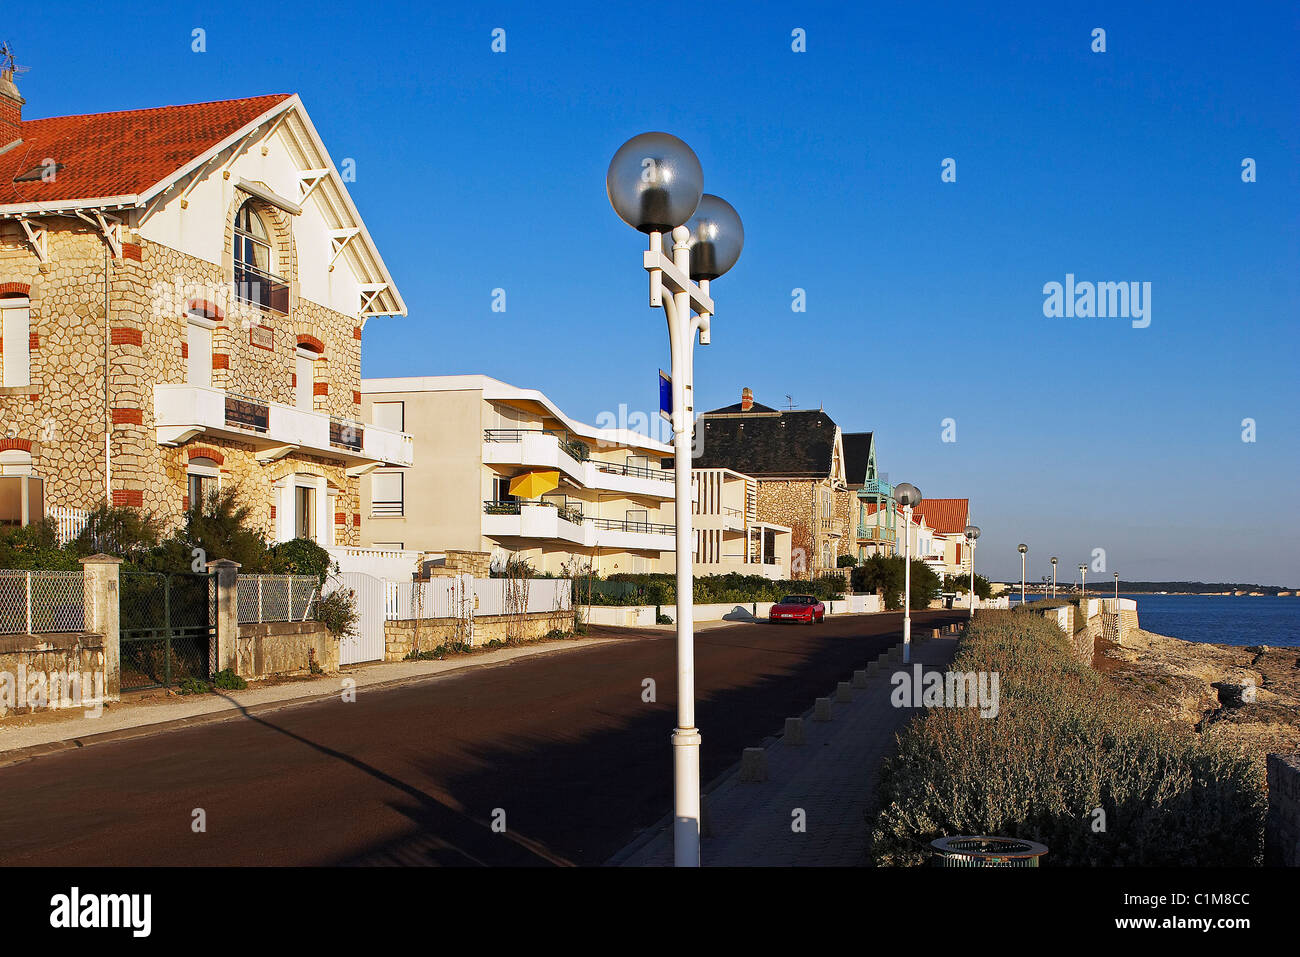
xmin=482 ymin=500 xmax=674 ymax=551
xmin=155 ymin=384 xmax=414 ymax=472
xmin=234 ymin=263 xmax=290 ymax=315
xmin=482 ymin=429 xmax=673 ymax=499
xmin=857 ymin=524 xmax=897 ymax=543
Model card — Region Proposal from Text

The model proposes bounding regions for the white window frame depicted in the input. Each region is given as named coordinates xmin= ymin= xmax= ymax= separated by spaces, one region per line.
xmin=295 ymin=347 xmax=318 ymax=411
xmin=371 ymin=470 xmax=404 ymax=517
xmin=1 ymin=298 xmax=32 ymax=388
xmin=186 ymin=311 xmax=216 ymax=387
xmin=371 ymin=401 xmax=405 ymax=432
xmin=186 ymin=457 xmax=221 ymax=512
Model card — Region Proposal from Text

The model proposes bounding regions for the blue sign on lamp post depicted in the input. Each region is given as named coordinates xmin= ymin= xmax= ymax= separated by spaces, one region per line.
xmin=659 ymin=370 xmax=672 ymax=422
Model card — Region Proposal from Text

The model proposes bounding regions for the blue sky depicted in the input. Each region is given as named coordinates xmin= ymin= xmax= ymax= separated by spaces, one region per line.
xmin=11 ymin=1 xmax=1299 ymax=582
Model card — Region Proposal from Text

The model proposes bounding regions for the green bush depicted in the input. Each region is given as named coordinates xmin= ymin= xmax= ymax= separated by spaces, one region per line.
xmin=657 ymin=613 xmax=673 ymax=625
xmin=573 ymin=571 xmax=845 ymax=607
xmin=869 ymin=611 xmax=1266 ymax=866
xmin=212 ymin=668 xmax=247 ymax=691
xmin=176 ymin=676 xmax=211 ymax=695
xmin=316 ymin=586 xmax=359 ymax=640
xmin=269 ymin=537 xmax=335 ymax=583
xmin=851 ymin=555 xmax=941 ymax=609
xmin=837 ymin=554 xmax=858 ymax=568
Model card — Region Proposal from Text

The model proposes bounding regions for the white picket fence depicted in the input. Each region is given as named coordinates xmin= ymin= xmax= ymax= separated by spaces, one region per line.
xmin=384 ymin=577 xmax=571 ymax=622
xmin=47 ymin=506 xmax=90 ymax=546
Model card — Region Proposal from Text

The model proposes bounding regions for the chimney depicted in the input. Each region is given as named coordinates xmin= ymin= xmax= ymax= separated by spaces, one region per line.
xmin=740 ymin=387 xmax=753 ymax=412
xmin=0 ymin=66 xmax=23 ymax=150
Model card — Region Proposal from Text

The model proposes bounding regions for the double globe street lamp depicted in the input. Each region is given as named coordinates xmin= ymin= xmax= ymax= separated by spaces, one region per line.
xmin=1050 ymin=556 xmax=1058 ymax=598
xmin=892 ymin=482 xmax=923 ymax=663
xmin=607 ymin=132 xmax=744 ymax=868
xmin=1018 ymin=544 xmax=1028 ymax=605
xmin=1079 ymin=563 xmax=1088 ymax=597
xmin=963 ymin=525 xmax=980 ymax=620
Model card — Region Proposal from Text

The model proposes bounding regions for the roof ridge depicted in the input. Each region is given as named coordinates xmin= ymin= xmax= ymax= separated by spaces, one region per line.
xmin=22 ymin=93 xmax=293 ymax=125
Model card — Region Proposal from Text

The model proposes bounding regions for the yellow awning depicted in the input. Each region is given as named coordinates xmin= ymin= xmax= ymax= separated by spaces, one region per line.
xmin=508 ymin=470 xmax=560 ymax=499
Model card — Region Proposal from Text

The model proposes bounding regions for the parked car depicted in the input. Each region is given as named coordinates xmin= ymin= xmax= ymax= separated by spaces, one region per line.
xmin=769 ymin=594 xmax=825 ymax=624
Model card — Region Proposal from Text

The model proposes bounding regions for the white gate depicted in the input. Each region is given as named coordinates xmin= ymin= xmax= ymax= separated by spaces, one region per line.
xmin=336 ymin=572 xmax=386 ymax=665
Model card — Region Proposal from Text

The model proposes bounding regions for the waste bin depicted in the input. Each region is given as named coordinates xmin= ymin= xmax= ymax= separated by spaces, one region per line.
xmin=930 ymin=836 xmax=1048 ymax=867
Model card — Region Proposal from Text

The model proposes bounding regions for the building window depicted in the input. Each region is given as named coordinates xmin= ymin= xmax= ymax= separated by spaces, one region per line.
xmin=371 ymin=401 xmax=404 ymax=432
xmin=0 ymin=451 xmax=41 ymax=526
xmin=492 ymin=475 xmax=516 ymax=505
xmin=1 ymin=298 xmax=31 ymax=388
xmin=822 ymin=489 xmax=832 ymax=519
xmin=295 ymin=484 xmax=316 ymax=540
xmin=186 ymin=457 xmax=220 ymax=512
xmin=186 ymin=311 xmax=215 ymax=387
xmin=295 ymin=343 xmax=320 ymax=411
xmin=371 ymin=471 xmax=403 ymax=516
xmin=233 ymin=202 xmax=288 ymax=314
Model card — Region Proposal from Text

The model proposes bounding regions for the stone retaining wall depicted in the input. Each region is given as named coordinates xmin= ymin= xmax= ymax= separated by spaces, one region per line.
xmin=384 ymin=610 xmax=573 ymax=660
xmin=0 ymin=631 xmax=109 ymax=714
xmin=234 ymin=620 xmax=338 ymax=680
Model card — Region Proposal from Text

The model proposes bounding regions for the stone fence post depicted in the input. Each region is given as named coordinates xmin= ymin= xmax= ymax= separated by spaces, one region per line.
xmin=79 ymin=554 xmax=122 ymax=701
xmin=207 ymin=559 xmax=240 ymax=675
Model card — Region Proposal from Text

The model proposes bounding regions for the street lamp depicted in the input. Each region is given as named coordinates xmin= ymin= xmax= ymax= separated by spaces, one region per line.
xmin=1050 ymin=556 xmax=1058 ymax=598
xmin=608 ymin=132 xmax=743 ymax=868
xmin=893 ymin=483 xmax=922 ymax=663
xmin=1079 ymin=563 xmax=1087 ymax=597
xmin=1017 ymin=544 xmax=1028 ymax=605
xmin=964 ymin=525 xmax=980 ymax=620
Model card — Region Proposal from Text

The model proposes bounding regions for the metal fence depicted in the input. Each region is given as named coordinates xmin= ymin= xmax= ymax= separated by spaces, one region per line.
xmin=384 ymin=577 xmax=571 ymax=622
xmin=236 ymin=575 xmax=319 ymax=624
xmin=0 ymin=570 xmax=86 ymax=634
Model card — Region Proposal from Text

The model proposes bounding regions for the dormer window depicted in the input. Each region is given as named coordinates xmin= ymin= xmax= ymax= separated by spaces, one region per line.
xmin=232 ymin=201 xmax=289 ymax=314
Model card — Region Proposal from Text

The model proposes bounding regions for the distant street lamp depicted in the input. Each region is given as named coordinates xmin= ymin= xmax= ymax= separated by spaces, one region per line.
xmin=1050 ymin=556 xmax=1058 ymax=598
xmin=1017 ymin=544 xmax=1028 ymax=605
xmin=608 ymin=132 xmax=744 ymax=869
xmin=1079 ymin=563 xmax=1087 ymax=597
xmin=1114 ymin=571 xmax=1120 ymax=604
xmin=893 ymin=483 xmax=922 ymax=663
xmin=964 ymin=525 xmax=980 ymax=620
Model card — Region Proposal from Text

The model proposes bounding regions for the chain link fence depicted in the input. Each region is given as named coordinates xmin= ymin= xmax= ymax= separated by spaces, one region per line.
xmin=0 ymin=570 xmax=86 ymax=635
xmin=237 ymin=575 xmax=319 ymax=624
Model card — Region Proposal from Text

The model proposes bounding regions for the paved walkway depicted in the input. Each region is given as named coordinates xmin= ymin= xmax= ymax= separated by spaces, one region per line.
xmin=0 ymin=636 xmax=615 ymax=763
xmin=612 ymin=631 xmax=961 ymax=866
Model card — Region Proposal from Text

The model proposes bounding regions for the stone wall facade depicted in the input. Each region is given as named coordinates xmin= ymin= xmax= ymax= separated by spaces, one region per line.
xmin=0 ymin=631 xmax=107 ymax=716
xmin=384 ymin=610 xmax=574 ymax=660
xmin=755 ymin=479 xmax=854 ymax=578
xmin=0 ymin=190 xmax=366 ymax=544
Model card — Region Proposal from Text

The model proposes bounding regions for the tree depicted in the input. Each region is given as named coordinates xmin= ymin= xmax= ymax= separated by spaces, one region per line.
xmin=852 ymin=555 xmax=941 ymax=610
xmin=943 ymin=572 xmax=993 ymax=600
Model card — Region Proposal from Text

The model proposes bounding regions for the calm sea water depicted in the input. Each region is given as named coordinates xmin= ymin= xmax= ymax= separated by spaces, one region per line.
xmin=1010 ymin=594 xmax=1300 ymax=647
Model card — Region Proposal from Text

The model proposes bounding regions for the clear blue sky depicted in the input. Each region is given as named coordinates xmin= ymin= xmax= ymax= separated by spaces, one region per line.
xmin=11 ymin=1 xmax=1299 ymax=583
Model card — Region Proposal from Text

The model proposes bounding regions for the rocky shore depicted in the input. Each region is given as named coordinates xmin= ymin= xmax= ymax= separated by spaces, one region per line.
xmin=1096 ymin=628 xmax=1300 ymax=760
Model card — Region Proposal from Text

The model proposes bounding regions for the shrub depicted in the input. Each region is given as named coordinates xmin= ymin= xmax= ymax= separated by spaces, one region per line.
xmin=869 ymin=611 xmax=1266 ymax=866
xmin=269 ymin=537 xmax=335 ymax=583
xmin=851 ymin=555 xmax=940 ymax=609
xmin=657 ymin=613 xmax=674 ymax=625
xmin=176 ymin=676 xmax=210 ymax=695
xmin=212 ymin=668 xmax=247 ymax=691
xmin=837 ymin=554 xmax=858 ymax=568
xmin=316 ymin=586 xmax=359 ymax=640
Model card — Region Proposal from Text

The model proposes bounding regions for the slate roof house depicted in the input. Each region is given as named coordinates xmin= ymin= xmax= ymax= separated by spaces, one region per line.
xmin=694 ymin=387 xmax=851 ymax=577
xmin=0 ymin=65 xmax=409 ymax=543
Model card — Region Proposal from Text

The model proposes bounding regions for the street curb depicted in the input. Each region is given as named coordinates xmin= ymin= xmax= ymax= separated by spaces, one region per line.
xmin=0 ymin=637 xmax=615 ymax=769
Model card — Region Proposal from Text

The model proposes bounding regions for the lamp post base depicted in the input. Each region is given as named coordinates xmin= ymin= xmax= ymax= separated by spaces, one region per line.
xmin=672 ymin=727 xmax=702 ymax=867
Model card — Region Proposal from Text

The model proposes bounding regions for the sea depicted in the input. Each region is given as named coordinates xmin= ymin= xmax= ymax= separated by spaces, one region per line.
xmin=1008 ymin=594 xmax=1300 ymax=648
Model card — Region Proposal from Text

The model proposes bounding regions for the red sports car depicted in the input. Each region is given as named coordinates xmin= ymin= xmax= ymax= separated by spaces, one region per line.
xmin=769 ymin=594 xmax=825 ymax=624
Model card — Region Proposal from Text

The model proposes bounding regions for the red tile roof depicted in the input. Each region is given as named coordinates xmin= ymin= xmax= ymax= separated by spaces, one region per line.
xmin=911 ymin=498 xmax=969 ymax=535
xmin=0 ymin=94 xmax=292 ymax=207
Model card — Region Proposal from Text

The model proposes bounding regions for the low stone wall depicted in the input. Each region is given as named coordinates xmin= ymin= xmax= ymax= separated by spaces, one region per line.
xmin=0 ymin=631 xmax=113 ymax=713
xmin=385 ymin=610 xmax=573 ymax=661
xmin=235 ymin=621 xmax=338 ymax=680
xmin=1265 ymin=753 xmax=1300 ymax=866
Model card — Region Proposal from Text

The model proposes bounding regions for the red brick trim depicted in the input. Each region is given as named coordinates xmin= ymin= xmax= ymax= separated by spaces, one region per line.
xmin=352 ymin=513 xmax=361 ymax=527
xmin=181 ymin=342 xmax=189 ymax=359
xmin=0 ymin=282 xmax=30 ymax=298
xmin=111 ymin=407 xmax=143 ymax=425
xmin=186 ymin=446 xmax=225 ymax=465
xmin=335 ymin=511 xmax=347 ymax=525
xmin=187 ymin=298 xmax=224 ymax=321
xmin=313 ymin=382 xmax=329 ymax=396
xmin=352 ymin=326 xmax=362 ymax=340
xmin=212 ymin=353 xmax=229 ymax=370
xmin=290 ymin=373 xmax=296 ymax=387
xmin=0 ymin=437 xmax=31 ymax=452
xmin=121 ymin=242 xmax=142 ymax=262
xmin=110 ymin=326 xmax=143 ymax=346
xmin=296 ymin=334 xmax=325 ymax=353
xmin=352 ymin=390 xmax=361 ymax=404
xmin=112 ymin=488 xmax=144 ymax=507
xmin=28 ymin=333 xmax=39 ymax=350
xmin=270 ymin=505 xmax=277 ymax=520
xmin=182 ymin=496 xmax=189 ymax=511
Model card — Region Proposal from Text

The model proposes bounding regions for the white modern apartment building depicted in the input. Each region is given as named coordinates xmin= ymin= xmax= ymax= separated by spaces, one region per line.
xmin=358 ymin=375 xmax=676 ymax=575
xmin=663 ymin=467 xmax=791 ymax=579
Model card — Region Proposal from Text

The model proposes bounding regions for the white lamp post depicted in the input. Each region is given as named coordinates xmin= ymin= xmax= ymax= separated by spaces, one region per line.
xmin=893 ymin=483 xmax=922 ymax=663
xmin=964 ymin=525 xmax=980 ymax=620
xmin=608 ymin=132 xmax=743 ymax=869
xmin=1050 ymin=556 xmax=1058 ymax=598
xmin=1079 ymin=563 xmax=1087 ymax=597
xmin=1017 ymin=544 xmax=1028 ymax=605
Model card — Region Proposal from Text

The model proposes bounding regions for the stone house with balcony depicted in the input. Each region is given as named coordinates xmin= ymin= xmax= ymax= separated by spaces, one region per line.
xmin=0 ymin=73 xmax=410 ymax=543
xmin=693 ymin=388 xmax=852 ymax=577
xmin=843 ymin=431 xmax=897 ymax=561
xmin=359 ymin=375 xmax=676 ymax=575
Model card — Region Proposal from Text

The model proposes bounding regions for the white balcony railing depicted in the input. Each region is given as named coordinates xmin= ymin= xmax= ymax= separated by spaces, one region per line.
xmin=482 ymin=429 xmax=672 ymax=499
xmin=154 ymin=384 xmax=413 ymax=468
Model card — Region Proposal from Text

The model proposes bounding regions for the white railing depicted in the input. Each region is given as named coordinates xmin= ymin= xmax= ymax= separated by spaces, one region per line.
xmin=384 ymin=577 xmax=572 ymax=621
xmin=0 ymin=569 xmax=86 ymax=634
xmin=47 ymin=506 xmax=90 ymax=546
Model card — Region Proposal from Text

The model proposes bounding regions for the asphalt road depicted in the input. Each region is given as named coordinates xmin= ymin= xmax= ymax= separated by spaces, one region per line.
xmin=0 ymin=610 xmax=964 ymax=866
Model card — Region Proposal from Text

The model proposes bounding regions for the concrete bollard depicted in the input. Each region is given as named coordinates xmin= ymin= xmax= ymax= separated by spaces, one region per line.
xmin=814 ymin=697 xmax=833 ymax=721
xmin=836 ymin=681 xmax=853 ymax=703
xmin=932 ymin=628 xmax=941 ymax=639
xmin=739 ymin=747 xmax=768 ymax=782
xmin=784 ymin=716 xmax=805 ymax=745
xmin=852 ymin=669 xmax=868 ymax=689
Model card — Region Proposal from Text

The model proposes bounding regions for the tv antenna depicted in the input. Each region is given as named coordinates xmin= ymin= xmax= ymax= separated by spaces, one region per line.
xmin=784 ymin=394 xmax=796 ymax=410
xmin=0 ymin=43 xmax=29 ymax=77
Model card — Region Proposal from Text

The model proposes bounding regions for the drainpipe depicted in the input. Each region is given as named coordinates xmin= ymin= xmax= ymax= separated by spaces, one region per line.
xmin=103 ymin=244 xmax=111 ymax=502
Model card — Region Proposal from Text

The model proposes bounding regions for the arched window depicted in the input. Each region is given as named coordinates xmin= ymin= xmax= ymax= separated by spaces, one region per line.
xmin=186 ymin=457 xmax=220 ymax=512
xmin=232 ymin=201 xmax=289 ymax=314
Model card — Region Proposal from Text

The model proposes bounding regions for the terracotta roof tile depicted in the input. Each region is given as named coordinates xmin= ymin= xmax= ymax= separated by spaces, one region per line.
xmin=0 ymin=94 xmax=291 ymax=207
xmin=911 ymin=498 xmax=969 ymax=535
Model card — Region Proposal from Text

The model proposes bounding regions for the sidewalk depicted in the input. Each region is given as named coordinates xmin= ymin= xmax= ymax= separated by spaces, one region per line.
xmin=612 ymin=631 xmax=961 ymax=866
xmin=0 ymin=635 xmax=616 ymax=765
